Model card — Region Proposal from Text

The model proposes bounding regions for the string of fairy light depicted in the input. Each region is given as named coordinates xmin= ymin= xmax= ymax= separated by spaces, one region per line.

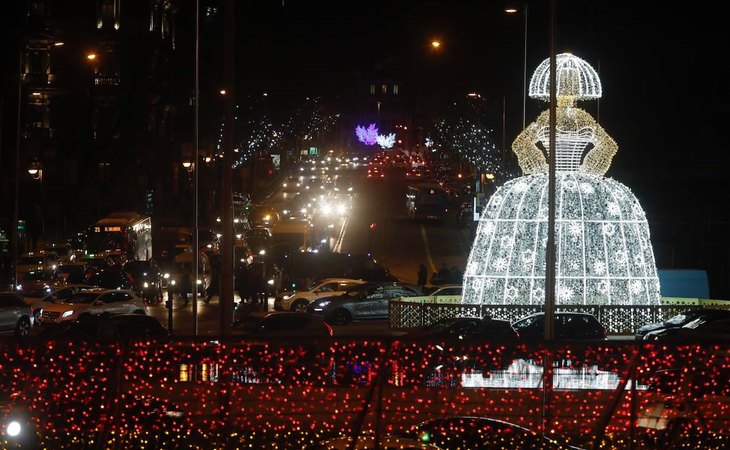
xmin=1 ymin=339 xmax=729 ymax=448
xmin=214 ymin=97 xmax=340 ymax=170
xmin=428 ymin=95 xmax=513 ymax=181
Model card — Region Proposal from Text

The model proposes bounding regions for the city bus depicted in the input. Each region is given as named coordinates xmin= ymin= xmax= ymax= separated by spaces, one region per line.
xmin=86 ymin=212 xmax=153 ymax=261
xmin=406 ymin=183 xmax=450 ymax=221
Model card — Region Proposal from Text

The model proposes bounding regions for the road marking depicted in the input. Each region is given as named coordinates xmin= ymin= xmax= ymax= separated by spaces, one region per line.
xmin=333 ymin=193 xmax=356 ymax=252
xmin=420 ymin=224 xmax=437 ymax=274
xmin=333 ymin=216 xmax=349 ymax=252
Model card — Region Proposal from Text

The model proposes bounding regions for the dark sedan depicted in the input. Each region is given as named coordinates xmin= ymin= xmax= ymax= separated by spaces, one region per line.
xmin=512 ymin=312 xmax=607 ymax=340
xmin=644 ymin=317 xmax=730 ymax=342
xmin=233 ymin=311 xmax=332 ymax=337
xmin=405 ymin=316 xmax=518 ymax=341
xmin=636 ymin=308 xmax=730 ymax=340
xmin=310 ymin=283 xmax=422 ymax=325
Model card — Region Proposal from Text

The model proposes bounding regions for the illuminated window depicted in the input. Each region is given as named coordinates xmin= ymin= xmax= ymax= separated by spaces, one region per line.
xmin=369 ymin=84 xmax=375 ymax=95
xmin=381 ymin=84 xmax=387 ymax=94
xmin=393 ymin=84 xmax=399 ymax=95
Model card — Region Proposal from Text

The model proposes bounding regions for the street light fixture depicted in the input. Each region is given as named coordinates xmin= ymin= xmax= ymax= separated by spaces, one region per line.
xmin=430 ymin=40 xmax=441 ymax=49
xmin=27 ymin=166 xmax=42 ymax=180
xmin=86 ymin=53 xmax=97 ymax=61
xmin=182 ymin=160 xmax=194 ymax=172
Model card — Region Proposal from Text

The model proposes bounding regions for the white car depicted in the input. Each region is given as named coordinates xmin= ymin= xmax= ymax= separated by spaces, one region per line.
xmin=428 ymin=285 xmax=462 ymax=298
xmin=38 ymin=288 xmax=148 ymax=325
xmin=274 ymin=278 xmax=367 ymax=313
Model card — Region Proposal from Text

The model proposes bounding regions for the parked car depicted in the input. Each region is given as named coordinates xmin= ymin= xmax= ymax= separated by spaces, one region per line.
xmin=248 ymin=205 xmax=280 ymax=230
xmin=22 ymin=284 xmax=92 ymax=323
xmin=274 ymin=278 xmax=367 ymax=313
xmin=636 ymin=308 xmax=730 ymax=340
xmin=233 ymin=311 xmax=332 ymax=337
xmin=84 ymin=265 xmax=133 ymax=290
xmin=644 ymin=317 xmax=730 ymax=342
xmin=425 ymin=284 xmax=462 ymax=298
xmin=16 ymin=270 xmax=54 ymax=296
xmin=122 ymin=259 xmax=164 ymax=304
xmin=512 ymin=312 xmax=607 ymax=340
xmin=0 ymin=292 xmax=33 ymax=337
xmin=400 ymin=416 xmax=581 ymax=449
xmin=314 ymin=283 xmax=423 ymax=325
xmin=38 ymin=288 xmax=148 ymax=325
xmin=244 ymin=228 xmax=272 ymax=254
xmin=53 ymin=261 xmax=88 ymax=284
xmin=38 ymin=314 xmax=170 ymax=342
xmin=405 ymin=317 xmax=518 ymax=341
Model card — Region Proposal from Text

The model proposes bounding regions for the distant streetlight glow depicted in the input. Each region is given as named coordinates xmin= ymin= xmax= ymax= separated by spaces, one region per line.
xmin=86 ymin=53 xmax=97 ymax=60
xmin=219 ymin=89 xmax=226 ymax=95
xmin=54 ymin=41 xmax=65 ymax=47
xmin=431 ymin=40 xmax=441 ymax=49
xmin=505 ymin=8 xmax=518 ymax=13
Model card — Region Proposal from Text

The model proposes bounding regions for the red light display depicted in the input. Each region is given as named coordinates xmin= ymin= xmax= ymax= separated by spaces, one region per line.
xmin=1 ymin=339 xmax=729 ymax=448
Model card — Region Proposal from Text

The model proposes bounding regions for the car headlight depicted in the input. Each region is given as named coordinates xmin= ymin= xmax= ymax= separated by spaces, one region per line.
xmin=313 ymin=300 xmax=331 ymax=311
xmin=6 ymin=420 xmax=21 ymax=437
xmin=283 ymin=294 xmax=294 ymax=300
xmin=62 ymin=310 xmax=75 ymax=318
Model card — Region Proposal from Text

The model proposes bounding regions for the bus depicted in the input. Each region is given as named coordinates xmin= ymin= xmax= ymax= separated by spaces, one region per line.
xmin=86 ymin=212 xmax=153 ymax=261
xmin=406 ymin=183 xmax=450 ymax=221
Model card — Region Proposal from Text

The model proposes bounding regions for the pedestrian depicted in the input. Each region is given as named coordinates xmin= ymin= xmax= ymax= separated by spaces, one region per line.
xmin=450 ymin=266 xmax=463 ymax=284
xmin=436 ymin=262 xmax=450 ymax=285
xmin=417 ymin=263 xmax=427 ymax=287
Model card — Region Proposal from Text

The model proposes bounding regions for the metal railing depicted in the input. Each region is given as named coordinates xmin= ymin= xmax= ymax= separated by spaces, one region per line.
xmin=388 ymin=296 xmax=730 ymax=335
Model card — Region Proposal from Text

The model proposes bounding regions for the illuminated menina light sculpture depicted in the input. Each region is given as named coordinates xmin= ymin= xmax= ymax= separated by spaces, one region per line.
xmin=462 ymin=53 xmax=661 ymax=306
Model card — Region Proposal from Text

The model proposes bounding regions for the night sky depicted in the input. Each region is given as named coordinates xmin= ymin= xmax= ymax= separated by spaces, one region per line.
xmin=2 ymin=1 xmax=729 ymax=216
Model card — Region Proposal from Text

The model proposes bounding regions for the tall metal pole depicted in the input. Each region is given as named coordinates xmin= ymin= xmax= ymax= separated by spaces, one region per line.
xmin=192 ymin=0 xmax=200 ymax=336
xmin=545 ymin=0 xmax=557 ymax=342
xmin=522 ymin=2 xmax=528 ymax=129
xmin=220 ymin=0 xmax=235 ymax=336
xmin=13 ymin=47 xmax=23 ymax=290
xmin=543 ymin=0 xmax=557 ymax=439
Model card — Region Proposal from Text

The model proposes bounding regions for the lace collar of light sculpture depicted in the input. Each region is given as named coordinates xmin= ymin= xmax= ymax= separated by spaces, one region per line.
xmin=513 ymin=53 xmax=617 ymax=176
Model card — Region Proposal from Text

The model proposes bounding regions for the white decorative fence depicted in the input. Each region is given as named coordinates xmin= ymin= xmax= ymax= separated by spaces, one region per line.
xmin=388 ymin=296 xmax=730 ymax=336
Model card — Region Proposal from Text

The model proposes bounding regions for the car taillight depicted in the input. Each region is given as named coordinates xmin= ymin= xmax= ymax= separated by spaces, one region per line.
xmin=325 ymin=322 xmax=333 ymax=336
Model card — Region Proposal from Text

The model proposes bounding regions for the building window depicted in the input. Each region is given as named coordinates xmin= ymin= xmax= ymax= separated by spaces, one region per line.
xmin=381 ymin=84 xmax=387 ymax=95
xmin=369 ymin=84 xmax=375 ymax=95
xmin=393 ymin=84 xmax=399 ymax=95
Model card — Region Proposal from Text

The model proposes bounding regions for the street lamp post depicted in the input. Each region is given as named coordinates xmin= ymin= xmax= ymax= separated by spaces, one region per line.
xmin=506 ymin=3 xmax=528 ymax=129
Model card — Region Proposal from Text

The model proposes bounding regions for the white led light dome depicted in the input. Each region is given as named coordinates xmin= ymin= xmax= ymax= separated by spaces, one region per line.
xmin=529 ymin=53 xmax=602 ymax=101
xmin=462 ymin=172 xmax=661 ymax=306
